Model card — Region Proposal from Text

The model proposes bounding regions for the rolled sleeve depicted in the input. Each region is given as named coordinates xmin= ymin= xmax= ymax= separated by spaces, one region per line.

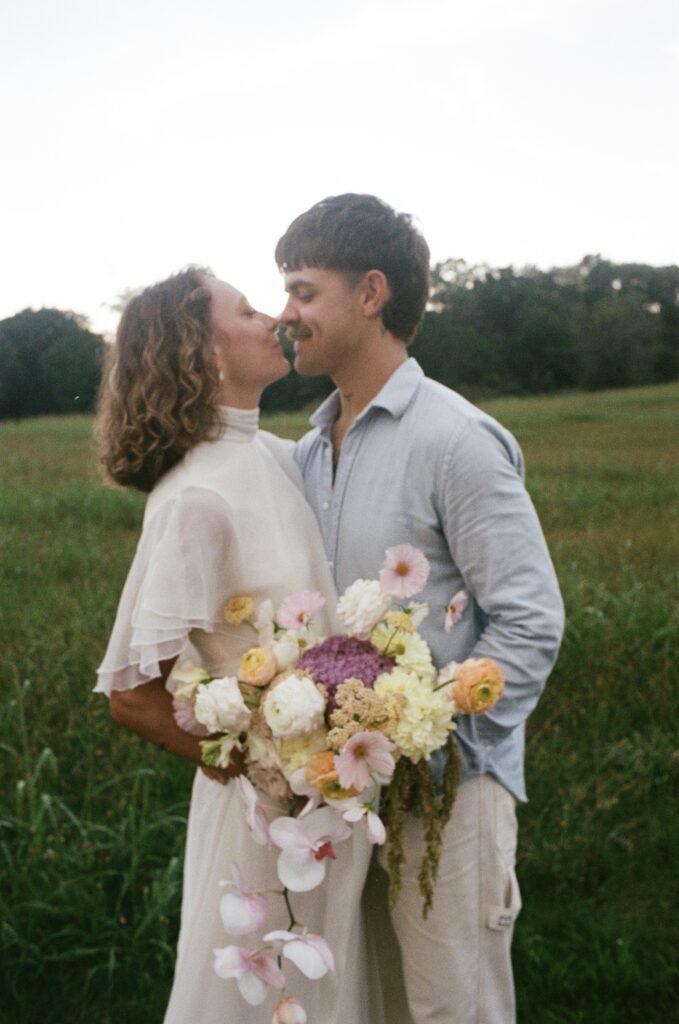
xmin=440 ymin=419 xmax=565 ymax=737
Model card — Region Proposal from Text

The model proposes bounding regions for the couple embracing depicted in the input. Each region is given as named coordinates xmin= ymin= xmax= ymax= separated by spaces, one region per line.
xmin=96 ymin=194 xmax=564 ymax=1024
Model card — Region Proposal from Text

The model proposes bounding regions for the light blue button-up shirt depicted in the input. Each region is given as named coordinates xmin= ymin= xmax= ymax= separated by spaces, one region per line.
xmin=295 ymin=359 xmax=564 ymax=801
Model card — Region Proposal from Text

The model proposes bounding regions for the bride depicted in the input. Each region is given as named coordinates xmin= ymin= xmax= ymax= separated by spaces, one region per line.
xmin=94 ymin=268 xmax=374 ymax=1023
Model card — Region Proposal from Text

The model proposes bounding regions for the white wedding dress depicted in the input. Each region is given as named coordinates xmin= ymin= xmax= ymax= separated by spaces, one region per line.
xmin=95 ymin=408 xmax=381 ymax=1024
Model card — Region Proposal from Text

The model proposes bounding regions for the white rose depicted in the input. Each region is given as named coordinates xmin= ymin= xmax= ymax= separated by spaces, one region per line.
xmin=272 ymin=632 xmax=301 ymax=672
xmin=263 ymin=673 xmax=326 ymax=739
xmin=194 ymin=677 xmax=251 ymax=734
xmin=337 ymin=579 xmax=391 ymax=640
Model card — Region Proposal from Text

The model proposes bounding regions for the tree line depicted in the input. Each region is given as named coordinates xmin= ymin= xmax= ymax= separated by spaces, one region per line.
xmin=2 ymin=255 xmax=678 ymax=420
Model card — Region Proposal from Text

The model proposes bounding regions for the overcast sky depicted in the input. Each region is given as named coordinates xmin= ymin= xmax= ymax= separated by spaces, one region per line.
xmin=1 ymin=0 xmax=677 ymax=336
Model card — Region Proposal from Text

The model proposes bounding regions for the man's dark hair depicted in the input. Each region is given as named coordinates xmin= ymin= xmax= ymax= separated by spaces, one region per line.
xmin=275 ymin=193 xmax=431 ymax=344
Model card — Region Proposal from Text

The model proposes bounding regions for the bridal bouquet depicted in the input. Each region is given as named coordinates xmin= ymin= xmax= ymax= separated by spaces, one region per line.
xmin=171 ymin=545 xmax=504 ymax=1019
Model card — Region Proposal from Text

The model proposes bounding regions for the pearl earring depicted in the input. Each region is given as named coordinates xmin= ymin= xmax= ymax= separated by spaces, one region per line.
xmin=218 ymin=368 xmax=225 ymax=383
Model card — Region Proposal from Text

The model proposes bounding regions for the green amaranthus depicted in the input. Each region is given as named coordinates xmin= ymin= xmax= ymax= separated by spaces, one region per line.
xmin=382 ymin=733 xmax=462 ymax=918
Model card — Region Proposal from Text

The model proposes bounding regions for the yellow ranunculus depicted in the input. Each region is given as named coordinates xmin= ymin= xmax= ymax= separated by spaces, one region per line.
xmin=238 ymin=646 xmax=278 ymax=687
xmin=223 ymin=595 xmax=256 ymax=624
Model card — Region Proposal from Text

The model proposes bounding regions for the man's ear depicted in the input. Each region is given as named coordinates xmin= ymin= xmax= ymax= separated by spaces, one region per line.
xmin=358 ymin=269 xmax=390 ymax=319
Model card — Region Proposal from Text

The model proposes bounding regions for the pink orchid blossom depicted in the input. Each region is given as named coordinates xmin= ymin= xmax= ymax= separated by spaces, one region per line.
xmin=379 ymin=544 xmax=431 ymax=599
xmin=335 ymin=731 xmax=396 ymax=792
xmin=213 ymin=945 xmax=285 ymax=1006
xmin=171 ymin=698 xmax=210 ymax=736
xmin=276 ymin=590 xmax=326 ymax=630
xmin=268 ymin=807 xmax=351 ymax=892
xmin=273 ymin=996 xmax=308 ymax=1024
xmin=264 ymin=930 xmax=335 ymax=980
xmin=236 ymin=775 xmax=271 ymax=846
xmin=219 ymin=863 xmax=268 ymax=935
xmin=342 ymin=803 xmax=387 ymax=845
xmin=444 ymin=589 xmax=468 ymax=632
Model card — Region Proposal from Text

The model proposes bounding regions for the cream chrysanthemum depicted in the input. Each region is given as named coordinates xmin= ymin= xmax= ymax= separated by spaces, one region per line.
xmin=374 ymin=669 xmax=455 ymax=763
xmin=370 ymin=623 xmax=435 ymax=680
xmin=275 ymin=728 xmax=330 ymax=777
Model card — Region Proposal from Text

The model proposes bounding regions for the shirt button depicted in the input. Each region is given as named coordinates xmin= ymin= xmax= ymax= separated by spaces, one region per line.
xmin=322 ymin=501 xmax=330 ymax=511
xmin=328 ymin=560 xmax=334 ymax=568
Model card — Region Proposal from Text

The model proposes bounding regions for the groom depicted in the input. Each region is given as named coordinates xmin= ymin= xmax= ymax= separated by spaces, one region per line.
xmin=276 ymin=194 xmax=564 ymax=1024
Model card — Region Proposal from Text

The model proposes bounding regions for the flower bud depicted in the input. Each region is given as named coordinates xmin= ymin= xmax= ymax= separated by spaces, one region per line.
xmin=272 ymin=995 xmax=307 ymax=1023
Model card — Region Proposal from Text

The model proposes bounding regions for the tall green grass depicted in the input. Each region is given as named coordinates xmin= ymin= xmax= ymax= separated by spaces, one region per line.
xmin=1 ymin=385 xmax=678 ymax=1022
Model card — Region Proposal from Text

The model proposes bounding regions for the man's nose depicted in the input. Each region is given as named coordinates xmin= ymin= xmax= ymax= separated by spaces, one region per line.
xmin=278 ymin=297 xmax=297 ymax=323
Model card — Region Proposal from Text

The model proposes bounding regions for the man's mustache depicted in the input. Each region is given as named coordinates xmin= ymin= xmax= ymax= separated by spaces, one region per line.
xmin=284 ymin=325 xmax=313 ymax=343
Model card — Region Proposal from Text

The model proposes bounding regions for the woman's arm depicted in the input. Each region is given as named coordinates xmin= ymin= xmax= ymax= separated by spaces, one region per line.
xmin=109 ymin=658 xmax=244 ymax=784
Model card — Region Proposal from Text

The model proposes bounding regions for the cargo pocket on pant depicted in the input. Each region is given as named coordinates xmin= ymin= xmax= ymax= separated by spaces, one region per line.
xmin=486 ymin=864 xmax=522 ymax=932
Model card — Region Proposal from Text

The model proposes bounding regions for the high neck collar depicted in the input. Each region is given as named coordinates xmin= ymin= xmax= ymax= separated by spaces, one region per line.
xmin=217 ymin=406 xmax=260 ymax=442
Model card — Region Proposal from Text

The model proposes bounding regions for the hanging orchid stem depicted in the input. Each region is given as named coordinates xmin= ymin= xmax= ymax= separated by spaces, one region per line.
xmin=283 ymin=887 xmax=298 ymax=930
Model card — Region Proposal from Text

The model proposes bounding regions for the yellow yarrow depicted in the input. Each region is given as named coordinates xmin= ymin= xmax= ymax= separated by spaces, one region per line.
xmin=224 ymin=595 xmax=256 ymax=624
xmin=327 ymin=678 xmax=402 ymax=751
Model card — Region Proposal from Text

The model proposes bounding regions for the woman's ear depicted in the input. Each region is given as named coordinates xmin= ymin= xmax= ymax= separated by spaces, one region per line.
xmin=211 ymin=347 xmax=226 ymax=383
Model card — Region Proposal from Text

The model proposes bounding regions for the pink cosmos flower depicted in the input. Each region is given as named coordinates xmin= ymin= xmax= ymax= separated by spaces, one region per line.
xmin=444 ymin=589 xmax=468 ymax=632
xmin=264 ymin=930 xmax=335 ymax=979
xmin=273 ymin=996 xmax=308 ymax=1024
xmin=236 ymin=775 xmax=271 ymax=846
xmin=171 ymin=698 xmax=210 ymax=737
xmin=219 ymin=863 xmax=268 ymax=935
xmin=268 ymin=807 xmax=351 ymax=892
xmin=379 ymin=545 xmax=431 ymax=599
xmin=335 ymin=731 xmax=396 ymax=792
xmin=276 ymin=590 xmax=326 ymax=630
xmin=213 ymin=945 xmax=285 ymax=1006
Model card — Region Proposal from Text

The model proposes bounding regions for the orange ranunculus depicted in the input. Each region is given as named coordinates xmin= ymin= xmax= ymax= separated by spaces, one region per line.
xmin=306 ymin=751 xmax=357 ymax=800
xmin=238 ymin=646 xmax=278 ymax=687
xmin=451 ymin=657 xmax=505 ymax=715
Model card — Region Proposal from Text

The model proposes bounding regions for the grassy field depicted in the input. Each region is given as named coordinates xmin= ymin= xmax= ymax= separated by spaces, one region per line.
xmin=1 ymin=383 xmax=678 ymax=1023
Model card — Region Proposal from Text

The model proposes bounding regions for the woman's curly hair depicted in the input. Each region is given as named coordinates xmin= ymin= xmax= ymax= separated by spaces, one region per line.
xmin=97 ymin=266 xmax=221 ymax=492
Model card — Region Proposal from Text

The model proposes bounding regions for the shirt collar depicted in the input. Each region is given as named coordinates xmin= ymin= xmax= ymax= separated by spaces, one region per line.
xmin=310 ymin=358 xmax=424 ymax=437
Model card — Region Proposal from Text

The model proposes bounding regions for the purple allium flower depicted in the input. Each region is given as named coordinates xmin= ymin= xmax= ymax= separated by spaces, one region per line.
xmin=297 ymin=635 xmax=394 ymax=708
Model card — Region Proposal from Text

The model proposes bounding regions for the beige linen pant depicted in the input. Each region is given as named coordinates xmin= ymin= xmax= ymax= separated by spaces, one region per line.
xmin=363 ymin=774 xmax=521 ymax=1024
